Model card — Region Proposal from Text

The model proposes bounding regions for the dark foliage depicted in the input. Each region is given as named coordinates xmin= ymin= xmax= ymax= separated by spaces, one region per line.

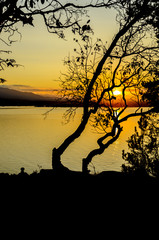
xmin=122 ymin=113 xmax=159 ymax=177
xmin=142 ymin=80 xmax=159 ymax=108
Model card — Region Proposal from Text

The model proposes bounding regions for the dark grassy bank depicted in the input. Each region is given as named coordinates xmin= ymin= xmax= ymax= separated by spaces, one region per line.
xmin=1 ymin=168 xmax=159 ymax=218
xmin=1 ymin=168 xmax=158 ymax=193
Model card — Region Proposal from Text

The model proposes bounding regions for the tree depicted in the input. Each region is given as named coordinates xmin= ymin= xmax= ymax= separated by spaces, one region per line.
xmin=122 ymin=113 xmax=159 ymax=177
xmin=52 ymin=0 xmax=159 ymax=173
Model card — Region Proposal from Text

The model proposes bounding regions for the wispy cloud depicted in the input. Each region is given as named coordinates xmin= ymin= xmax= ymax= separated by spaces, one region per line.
xmin=28 ymin=88 xmax=59 ymax=92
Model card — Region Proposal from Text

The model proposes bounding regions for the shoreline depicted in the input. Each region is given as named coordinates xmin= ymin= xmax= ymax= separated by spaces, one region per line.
xmin=1 ymin=168 xmax=158 ymax=186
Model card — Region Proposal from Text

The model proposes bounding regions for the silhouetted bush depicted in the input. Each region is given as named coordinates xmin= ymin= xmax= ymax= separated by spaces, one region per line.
xmin=122 ymin=113 xmax=159 ymax=177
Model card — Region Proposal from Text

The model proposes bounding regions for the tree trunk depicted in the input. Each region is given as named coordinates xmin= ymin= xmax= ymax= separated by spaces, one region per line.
xmin=82 ymin=158 xmax=91 ymax=174
xmin=52 ymin=112 xmax=91 ymax=172
xmin=52 ymin=147 xmax=69 ymax=172
xmin=82 ymin=147 xmax=104 ymax=174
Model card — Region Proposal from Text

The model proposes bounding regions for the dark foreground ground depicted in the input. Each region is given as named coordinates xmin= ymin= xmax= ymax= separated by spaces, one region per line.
xmin=1 ymin=168 xmax=159 ymax=232
xmin=1 ymin=168 xmax=159 ymax=194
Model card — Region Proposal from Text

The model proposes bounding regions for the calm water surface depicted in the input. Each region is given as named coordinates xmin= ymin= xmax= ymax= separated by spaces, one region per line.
xmin=0 ymin=107 xmax=141 ymax=174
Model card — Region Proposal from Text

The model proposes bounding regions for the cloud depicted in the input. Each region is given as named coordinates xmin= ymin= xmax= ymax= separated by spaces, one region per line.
xmin=28 ymin=88 xmax=59 ymax=92
xmin=12 ymin=84 xmax=32 ymax=88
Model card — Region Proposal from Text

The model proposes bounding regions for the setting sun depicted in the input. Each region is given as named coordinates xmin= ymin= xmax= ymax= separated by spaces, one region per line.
xmin=113 ymin=90 xmax=121 ymax=96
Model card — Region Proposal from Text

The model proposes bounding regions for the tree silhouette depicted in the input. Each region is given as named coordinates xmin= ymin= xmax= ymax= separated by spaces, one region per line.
xmin=52 ymin=0 xmax=159 ymax=173
xmin=122 ymin=113 xmax=159 ymax=177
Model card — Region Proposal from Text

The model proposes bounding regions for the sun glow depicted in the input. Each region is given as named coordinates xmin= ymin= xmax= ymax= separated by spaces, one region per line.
xmin=113 ymin=90 xmax=121 ymax=96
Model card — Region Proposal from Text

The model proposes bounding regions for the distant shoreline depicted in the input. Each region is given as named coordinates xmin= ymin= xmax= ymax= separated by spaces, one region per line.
xmin=0 ymin=101 xmax=149 ymax=108
xmin=0 ymin=87 xmax=149 ymax=107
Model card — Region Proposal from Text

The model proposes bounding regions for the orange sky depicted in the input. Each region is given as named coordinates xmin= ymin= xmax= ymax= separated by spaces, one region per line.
xmin=1 ymin=8 xmax=118 ymax=97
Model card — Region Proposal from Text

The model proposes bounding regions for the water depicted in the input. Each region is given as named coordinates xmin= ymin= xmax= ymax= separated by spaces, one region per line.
xmin=0 ymin=107 xmax=141 ymax=174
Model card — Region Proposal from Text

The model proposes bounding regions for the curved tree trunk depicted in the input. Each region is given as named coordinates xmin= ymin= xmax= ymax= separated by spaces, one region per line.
xmin=52 ymin=147 xmax=69 ymax=172
xmin=52 ymin=112 xmax=91 ymax=171
xmin=82 ymin=125 xmax=123 ymax=173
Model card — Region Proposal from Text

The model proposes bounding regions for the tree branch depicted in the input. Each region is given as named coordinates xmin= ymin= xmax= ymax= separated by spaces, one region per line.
xmin=119 ymin=107 xmax=158 ymax=124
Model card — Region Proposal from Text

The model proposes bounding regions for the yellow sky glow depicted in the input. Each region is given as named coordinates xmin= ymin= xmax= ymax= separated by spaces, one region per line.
xmin=1 ymin=8 xmax=118 ymax=97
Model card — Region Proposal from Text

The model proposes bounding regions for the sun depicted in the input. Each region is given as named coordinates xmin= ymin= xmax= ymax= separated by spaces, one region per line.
xmin=113 ymin=90 xmax=121 ymax=96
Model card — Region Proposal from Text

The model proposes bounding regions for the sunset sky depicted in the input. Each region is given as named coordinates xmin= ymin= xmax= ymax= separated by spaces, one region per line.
xmin=1 ymin=7 xmax=118 ymax=97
